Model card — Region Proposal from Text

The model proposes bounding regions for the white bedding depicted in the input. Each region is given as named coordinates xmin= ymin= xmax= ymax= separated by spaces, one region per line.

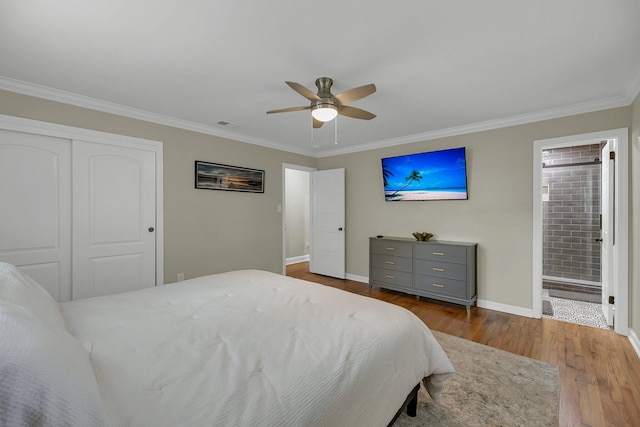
xmin=1 ymin=262 xmax=109 ymax=427
xmin=61 ymin=270 xmax=454 ymax=427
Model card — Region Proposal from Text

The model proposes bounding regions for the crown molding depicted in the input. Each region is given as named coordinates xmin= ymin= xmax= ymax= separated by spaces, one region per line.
xmin=0 ymin=77 xmax=317 ymax=157
xmin=625 ymin=63 xmax=640 ymax=104
xmin=317 ymin=95 xmax=630 ymax=157
xmin=0 ymin=76 xmax=632 ymax=159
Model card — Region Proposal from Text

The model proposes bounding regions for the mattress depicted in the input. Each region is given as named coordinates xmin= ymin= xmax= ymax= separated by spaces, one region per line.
xmin=61 ymin=270 xmax=454 ymax=426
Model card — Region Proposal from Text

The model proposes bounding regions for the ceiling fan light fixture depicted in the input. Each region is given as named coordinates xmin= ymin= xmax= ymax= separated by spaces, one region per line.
xmin=311 ymin=103 xmax=338 ymax=122
xmin=267 ymin=78 xmax=376 ymax=128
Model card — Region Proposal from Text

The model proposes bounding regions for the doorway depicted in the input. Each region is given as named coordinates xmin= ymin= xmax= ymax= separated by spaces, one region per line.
xmin=533 ymin=128 xmax=629 ymax=335
xmin=540 ymin=143 xmax=607 ymax=328
xmin=282 ymin=164 xmax=315 ymax=275
xmin=282 ymin=164 xmax=346 ymax=279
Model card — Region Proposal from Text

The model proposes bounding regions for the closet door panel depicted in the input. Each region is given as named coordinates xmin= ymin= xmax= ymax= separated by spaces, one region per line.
xmin=72 ymin=140 xmax=157 ymax=299
xmin=0 ymin=129 xmax=72 ymax=301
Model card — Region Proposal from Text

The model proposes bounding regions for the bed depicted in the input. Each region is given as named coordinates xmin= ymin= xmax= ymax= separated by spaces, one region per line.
xmin=0 ymin=262 xmax=454 ymax=426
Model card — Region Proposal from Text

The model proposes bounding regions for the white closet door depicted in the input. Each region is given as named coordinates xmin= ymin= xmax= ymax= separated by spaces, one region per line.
xmin=0 ymin=129 xmax=72 ymax=301
xmin=72 ymin=140 xmax=157 ymax=299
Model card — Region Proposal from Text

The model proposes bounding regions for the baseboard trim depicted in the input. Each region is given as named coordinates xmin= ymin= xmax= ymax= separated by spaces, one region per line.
xmin=346 ymin=273 xmax=368 ymax=284
xmin=356 ymin=276 xmax=533 ymax=317
xmin=286 ymin=255 xmax=309 ymax=265
xmin=629 ymin=329 xmax=640 ymax=359
xmin=477 ymin=299 xmax=534 ymax=318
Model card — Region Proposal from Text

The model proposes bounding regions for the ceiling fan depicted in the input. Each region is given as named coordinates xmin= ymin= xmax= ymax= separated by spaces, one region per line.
xmin=267 ymin=77 xmax=376 ymax=128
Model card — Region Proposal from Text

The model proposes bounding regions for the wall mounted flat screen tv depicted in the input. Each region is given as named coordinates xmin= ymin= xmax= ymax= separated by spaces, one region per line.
xmin=381 ymin=147 xmax=468 ymax=201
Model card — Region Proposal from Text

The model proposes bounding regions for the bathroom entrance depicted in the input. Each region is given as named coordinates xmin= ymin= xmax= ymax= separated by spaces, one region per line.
xmin=533 ymin=128 xmax=629 ymax=335
xmin=540 ymin=143 xmax=607 ymax=328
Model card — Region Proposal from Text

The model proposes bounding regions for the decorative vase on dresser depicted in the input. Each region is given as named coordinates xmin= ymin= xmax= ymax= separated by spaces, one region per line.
xmin=369 ymin=236 xmax=477 ymax=312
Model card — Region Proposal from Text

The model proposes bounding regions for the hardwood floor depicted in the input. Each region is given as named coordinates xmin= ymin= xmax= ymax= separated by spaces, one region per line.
xmin=287 ymin=262 xmax=640 ymax=427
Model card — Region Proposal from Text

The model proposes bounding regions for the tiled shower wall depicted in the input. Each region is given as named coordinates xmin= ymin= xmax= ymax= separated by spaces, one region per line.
xmin=542 ymin=144 xmax=601 ymax=284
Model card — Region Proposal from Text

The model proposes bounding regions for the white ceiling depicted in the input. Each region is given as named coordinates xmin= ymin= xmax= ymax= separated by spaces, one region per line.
xmin=1 ymin=0 xmax=639 ymax=157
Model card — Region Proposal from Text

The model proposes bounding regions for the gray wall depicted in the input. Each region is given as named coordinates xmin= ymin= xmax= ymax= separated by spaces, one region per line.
xmin=1 ymin=89 xmax=637 ymax=329
xmin=0 ymin=90 xmax=316 ymax=282
xmin=317 ymin=108 xmax=630 ymax=311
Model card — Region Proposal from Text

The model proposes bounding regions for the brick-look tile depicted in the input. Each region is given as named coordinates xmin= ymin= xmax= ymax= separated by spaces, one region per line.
xmin=542 ymin=144 xmax=602 ymax=283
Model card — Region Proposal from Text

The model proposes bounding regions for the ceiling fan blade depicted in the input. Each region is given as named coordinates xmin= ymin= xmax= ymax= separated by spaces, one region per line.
xmin=266 ymin=106 xmax=311 ymax=114
xmin=286 ymin=81 xmax=321 ymax=101
xmin=334 ymin=83 xmax=376 ymax=105
xmin=338 ymin=105 xmax=376 ymax=120
xmin=312 ymin=117 xmax=324 ymax=128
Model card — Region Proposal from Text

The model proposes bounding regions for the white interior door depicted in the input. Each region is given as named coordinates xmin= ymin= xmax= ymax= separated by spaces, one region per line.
xmin=72 ymin=140 xmax=157 ymax=299
xmin=601 ymin=142 xmax=614 ymax=326
xmin=0 ymin=129 xmax=72 ymax=301
xmin=310 ymin=168 xmax=345 ymax=279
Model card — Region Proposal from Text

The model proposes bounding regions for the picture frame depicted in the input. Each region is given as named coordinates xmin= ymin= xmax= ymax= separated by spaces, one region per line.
xmin=195 ymin=161 xmax=265 ymax=193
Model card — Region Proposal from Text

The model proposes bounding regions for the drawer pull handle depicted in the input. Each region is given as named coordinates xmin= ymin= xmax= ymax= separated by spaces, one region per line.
xmin=432 ymin=267 xmax=445 ymax=272
xmin=432 ymin=283 xmax=445 ymax=288
xmin=385 ymin=261 xmax=396 ymax=265
xmin=385 ymin=247 xmax=396 ymax=251
xmin=385 ymin=275 xmax=396 ymax=279
xmin=432 ymin=252 xmax=445 ymax=256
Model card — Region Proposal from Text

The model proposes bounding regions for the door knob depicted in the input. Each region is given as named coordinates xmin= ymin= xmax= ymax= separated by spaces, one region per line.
xmin=148 ymin=227 xmax=155 ymax=232
xmin=338 ymin=227 xmax=343 ymax=231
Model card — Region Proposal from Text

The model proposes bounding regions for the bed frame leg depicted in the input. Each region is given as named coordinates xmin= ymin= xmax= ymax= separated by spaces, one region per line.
xmin=406 ymin=384 xmax=419 ymax=417
xmin=387 ymin=383 xmax=420 ymax=426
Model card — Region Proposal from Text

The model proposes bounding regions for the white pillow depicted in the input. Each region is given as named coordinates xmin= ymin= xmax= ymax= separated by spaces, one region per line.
xmin=0 ymin=300 xmax=109 ymax=427
xmin=0 ymin=262 xmax=66 ymax=329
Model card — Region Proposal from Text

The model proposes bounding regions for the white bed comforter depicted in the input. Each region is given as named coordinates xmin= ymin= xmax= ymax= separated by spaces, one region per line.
xmin=61 ymin=270 xmax=454 ymax=427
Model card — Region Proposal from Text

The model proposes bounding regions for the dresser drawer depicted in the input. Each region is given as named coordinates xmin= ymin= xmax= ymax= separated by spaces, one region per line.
xmin=414 ymin=259 xmax=467 ymax=281
xmin=370 ymin=267 xmax=413 ymax=288
xmin=414 ymin=244 xmax=467 ymax=263
xmin=371 ymin=254 xmax=412 ymax=272
xmin=370 ymin=239 xmax=413 ymax=258
xmin=414 ymin=275 xmax=467 ymax=299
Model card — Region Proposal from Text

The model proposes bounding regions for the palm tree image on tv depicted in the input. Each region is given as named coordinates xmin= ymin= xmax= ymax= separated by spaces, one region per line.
xmin=388 ymin=170 xmax=422 ymax=198
xmin=382 ymin=147 xmax=468 ymax=201
xmin=382 ymin=165 xmax=394 ymax=188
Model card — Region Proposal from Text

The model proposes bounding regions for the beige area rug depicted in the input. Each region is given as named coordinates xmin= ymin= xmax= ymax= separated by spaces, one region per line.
xmin=394 ymin=331 xmax=559 ymax=427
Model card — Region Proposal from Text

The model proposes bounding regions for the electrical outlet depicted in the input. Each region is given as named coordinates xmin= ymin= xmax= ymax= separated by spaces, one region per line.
xmin=177 ymin=273 xmax=184 ymax=282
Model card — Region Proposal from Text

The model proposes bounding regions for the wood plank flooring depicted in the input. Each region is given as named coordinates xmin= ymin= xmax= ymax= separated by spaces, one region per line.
xmin=286 ymin=262 xmax=640 ymax=427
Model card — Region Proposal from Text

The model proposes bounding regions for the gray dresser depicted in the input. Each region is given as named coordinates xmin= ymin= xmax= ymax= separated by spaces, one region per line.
xmin=369 ymin=237 xmax=477 ymax=311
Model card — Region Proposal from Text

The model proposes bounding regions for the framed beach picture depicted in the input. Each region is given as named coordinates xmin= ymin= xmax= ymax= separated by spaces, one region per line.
xmin=195 ymin=161 xmax=265 ymax=193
